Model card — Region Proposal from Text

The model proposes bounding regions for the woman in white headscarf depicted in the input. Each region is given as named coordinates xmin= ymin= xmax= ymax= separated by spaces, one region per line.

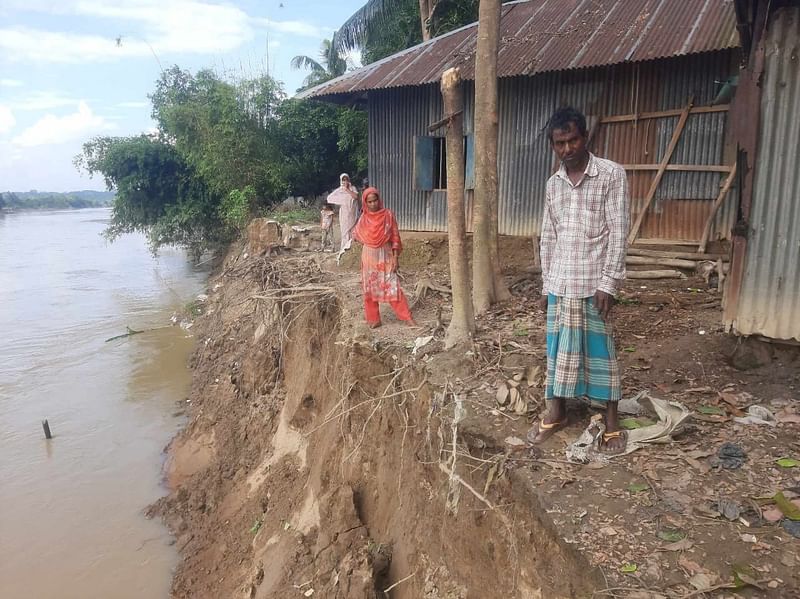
xmin=326 ymin=173 xmax=359 ymax=256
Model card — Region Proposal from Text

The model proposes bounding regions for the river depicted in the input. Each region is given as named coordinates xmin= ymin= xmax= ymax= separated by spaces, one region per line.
xmin=0 ymin=208 xmax=208 ymax=598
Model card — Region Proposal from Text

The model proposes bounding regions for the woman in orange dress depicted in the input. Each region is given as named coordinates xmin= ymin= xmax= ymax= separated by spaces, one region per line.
xmin=353 ymin=187 xmax=415 ymax=328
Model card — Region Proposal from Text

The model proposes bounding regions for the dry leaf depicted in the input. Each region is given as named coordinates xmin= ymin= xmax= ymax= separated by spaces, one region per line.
xmin=600 ymin=526 xmax=618 ymax=537
xmin=662 ymin=538 xmax=693 ymax=551
xmin=689 ymin=572 xmax=712 ymax=591
xmin=678 ymin=556 xmax=704 ymax=575
xmin=780 ymin=553 xmax=797 ymax=567
xmin=686 ymin=449 xmax=713 ymax=460
xmin=496 ymin=384 xmax=510 ymax=406
xmin=504 ymin=436 xmax=526 ymax=447
xmin=740 ymin=533 xmax=757 ymax=543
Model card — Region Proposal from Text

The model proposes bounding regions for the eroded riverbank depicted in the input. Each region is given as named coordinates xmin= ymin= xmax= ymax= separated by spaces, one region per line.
xmin=155 ymin=234 xmax=799 ymax=598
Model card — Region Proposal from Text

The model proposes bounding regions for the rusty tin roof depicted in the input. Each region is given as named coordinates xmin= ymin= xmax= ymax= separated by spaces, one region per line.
xmin=301 ymin=0 xmax=739 ymax=99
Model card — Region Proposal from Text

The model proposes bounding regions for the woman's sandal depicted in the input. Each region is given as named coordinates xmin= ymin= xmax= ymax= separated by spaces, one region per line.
xmin=526 ymin=418 xmax=567 ymax=444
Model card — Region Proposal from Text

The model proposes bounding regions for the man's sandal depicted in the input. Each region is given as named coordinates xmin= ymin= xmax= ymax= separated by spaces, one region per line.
xmin=598 ymin=430 xmax=628 ymax=455
xmin=526 ymin=418 xmax=567 ymax=444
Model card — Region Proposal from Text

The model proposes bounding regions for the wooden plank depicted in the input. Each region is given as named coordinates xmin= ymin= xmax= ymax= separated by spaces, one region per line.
xmin=628 ymin=97 xmax=694 ymax=245
xmin=627 ymin=270 xmax=687 ymax=280
xmin=698 ymin=163 xmax=738 ymax=254
xmin=627 ymin=255 xmax=699 ymax=269
xmin=628 ymin=247 xmax=727 ymax=261
xmin=600 ymin=104 xmax=729 ymax=124
xmin=622 ymin=164 xmax=733 ymax=173
xmin=633 ymin=238 xmax=700 ymax=246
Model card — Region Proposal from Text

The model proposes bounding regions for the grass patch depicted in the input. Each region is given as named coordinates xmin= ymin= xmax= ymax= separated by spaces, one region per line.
xmin=262 ymin=205 xmax=318 ymax=225
xmin=184 ymin=299 xmax=205 ymax=317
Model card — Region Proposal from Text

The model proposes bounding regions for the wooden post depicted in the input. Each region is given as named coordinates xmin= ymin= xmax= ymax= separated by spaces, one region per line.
xmin=698 ymin=164 xmax=737 ymax=254
xmin=628 ymin=97 xmax=694 ymax=245
xmin=42 ymin=419 xmax=52 ymax=440
xmin=441 ymin=67 xmax=475 ymax=348
xmin=472 ymin=0 xmax=508 ymax=313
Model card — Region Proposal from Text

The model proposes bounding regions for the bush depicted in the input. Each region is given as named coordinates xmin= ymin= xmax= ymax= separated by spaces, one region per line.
xmin=221 ymin=186 xmax=256 ymax=234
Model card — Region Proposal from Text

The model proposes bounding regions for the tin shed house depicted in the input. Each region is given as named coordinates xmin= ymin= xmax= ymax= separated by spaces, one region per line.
xmin=302 ymin=0 xmax=742 ymax=245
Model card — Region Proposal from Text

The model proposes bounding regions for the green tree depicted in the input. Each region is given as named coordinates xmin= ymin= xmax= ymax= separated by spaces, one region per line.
xmin=75 ymin=134 xmax=225 ymax=256
xmin=335 ymin=0 xmax=512 ymax=65
xmin=220 ymin=185 xmax=256 ymax=235
xmin=291 ymin=39 xmax=348 ymax=90
xmin=337 ymin=108 xmax=368 ymax=177
xmin=150 ymin=67 xmax=287 ymax=203
xmin=276 ymin=99 xmax=361 ymax=198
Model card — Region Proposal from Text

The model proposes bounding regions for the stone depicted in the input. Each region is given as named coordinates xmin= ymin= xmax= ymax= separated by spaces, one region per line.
xmin=724 ymin=336 xmax=773 ymax=371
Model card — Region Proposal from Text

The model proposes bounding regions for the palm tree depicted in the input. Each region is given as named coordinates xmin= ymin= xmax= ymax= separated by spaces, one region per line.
xmin=334 ymin=0 xmax=439 ymax=52
xmin=290 ymin=39 xmax=348 ymax=90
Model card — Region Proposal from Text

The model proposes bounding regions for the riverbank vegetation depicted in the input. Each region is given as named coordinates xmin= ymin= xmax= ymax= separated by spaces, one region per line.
xmin=0 ymin=190 xmax=114 ymax=211
xmin=76 ymin=67 xmax=365 ymax=257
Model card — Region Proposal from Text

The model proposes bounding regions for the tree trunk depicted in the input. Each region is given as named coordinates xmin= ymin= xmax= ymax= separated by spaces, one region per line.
xmin=486 ymin=2 xmax=510 ymax=303
xmin=471 ymin=0 xmax=503 ymax=314
xmin=418 ymin=0 xmax=432 ymax=41
xmin=441 ymin=67 xmax=475 ymax=348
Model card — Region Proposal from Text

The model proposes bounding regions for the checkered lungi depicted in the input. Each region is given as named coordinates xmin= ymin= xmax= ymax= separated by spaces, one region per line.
xmin=545 ymin=294 xmax=621 ymax=402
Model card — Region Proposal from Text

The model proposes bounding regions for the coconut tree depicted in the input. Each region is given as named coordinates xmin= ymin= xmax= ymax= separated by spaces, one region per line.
xmin=290 ymin=39 xmax=348 ymax=90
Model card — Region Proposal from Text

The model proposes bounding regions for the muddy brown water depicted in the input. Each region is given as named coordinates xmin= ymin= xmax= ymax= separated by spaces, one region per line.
xmin=0 ymin=208 xmax=208 ymax=598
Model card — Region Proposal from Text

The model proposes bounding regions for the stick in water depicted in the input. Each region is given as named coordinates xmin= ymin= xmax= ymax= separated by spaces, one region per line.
xmin=42 ymin=419 xmax=52 ymax=440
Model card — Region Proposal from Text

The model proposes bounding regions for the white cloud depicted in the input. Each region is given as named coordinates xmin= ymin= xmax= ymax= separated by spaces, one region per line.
xmin=0 ymin=79 xmax=23 ymax=87
xmin=10 ymin=91 xmax=79 ymax=111
xmin=0 ymin=28 xmax=145 ymax=63
xmin=0 ymin=1 xmax=332 ymax=66
xmin=0 ymin=105 xmax=16 ymax=133
xmin=78 ymin=0 xmax=255 ymax=54
xmin=0 ymin=0 xmax=256 ymax=63
xmin=12 ymin=101 xmax=114 ymax=147
xmin=254 ymin=17 xmax=332 ymax=39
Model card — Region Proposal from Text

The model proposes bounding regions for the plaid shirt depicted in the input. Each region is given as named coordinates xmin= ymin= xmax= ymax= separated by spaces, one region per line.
xmin=540 ymin=153 xmax=629 ymax=298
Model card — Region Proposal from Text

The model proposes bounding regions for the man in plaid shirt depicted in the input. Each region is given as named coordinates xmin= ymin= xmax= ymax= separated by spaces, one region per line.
xmin=527 ymin=107 xmax=630 ymax=454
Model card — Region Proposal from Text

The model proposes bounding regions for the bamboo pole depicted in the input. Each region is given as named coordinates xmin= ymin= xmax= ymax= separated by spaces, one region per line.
xmin=698 ymin=164 xmax=738 ymax=254
xmin=628 ymin=97 xmax=694 ymax=245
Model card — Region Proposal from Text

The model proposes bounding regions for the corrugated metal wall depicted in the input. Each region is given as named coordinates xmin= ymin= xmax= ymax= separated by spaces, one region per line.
xmin=729 ymin=6 xmax=800 ymax=341
xmin=368 ymin=84 xmax=475 ymax=232
xmin=369 ymin=50 xmax=737 ymax=240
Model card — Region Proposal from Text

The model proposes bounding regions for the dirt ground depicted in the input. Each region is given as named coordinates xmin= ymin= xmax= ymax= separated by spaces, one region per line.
xmin=150 ymin=231 xmax=800 ymax=599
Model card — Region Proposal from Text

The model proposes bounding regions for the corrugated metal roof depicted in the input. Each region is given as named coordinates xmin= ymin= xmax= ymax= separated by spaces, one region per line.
xmin=728 ymin=5 xmax=800 ymax=341
xmin=302 ymin=0 xmax=739 ymax=99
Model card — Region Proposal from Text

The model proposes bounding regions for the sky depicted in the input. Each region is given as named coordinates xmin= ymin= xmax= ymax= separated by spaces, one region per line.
xmin=0 ymin=0 xmax=365 ymax=192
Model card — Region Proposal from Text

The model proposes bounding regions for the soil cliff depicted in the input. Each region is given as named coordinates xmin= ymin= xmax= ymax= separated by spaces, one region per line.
xmin=151 ymin=235 xmax=800 ymax=598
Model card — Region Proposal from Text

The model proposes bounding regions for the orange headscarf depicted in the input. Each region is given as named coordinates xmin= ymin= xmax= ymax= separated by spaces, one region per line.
xmin=353 ymin=187 xmax=400 ymax=250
